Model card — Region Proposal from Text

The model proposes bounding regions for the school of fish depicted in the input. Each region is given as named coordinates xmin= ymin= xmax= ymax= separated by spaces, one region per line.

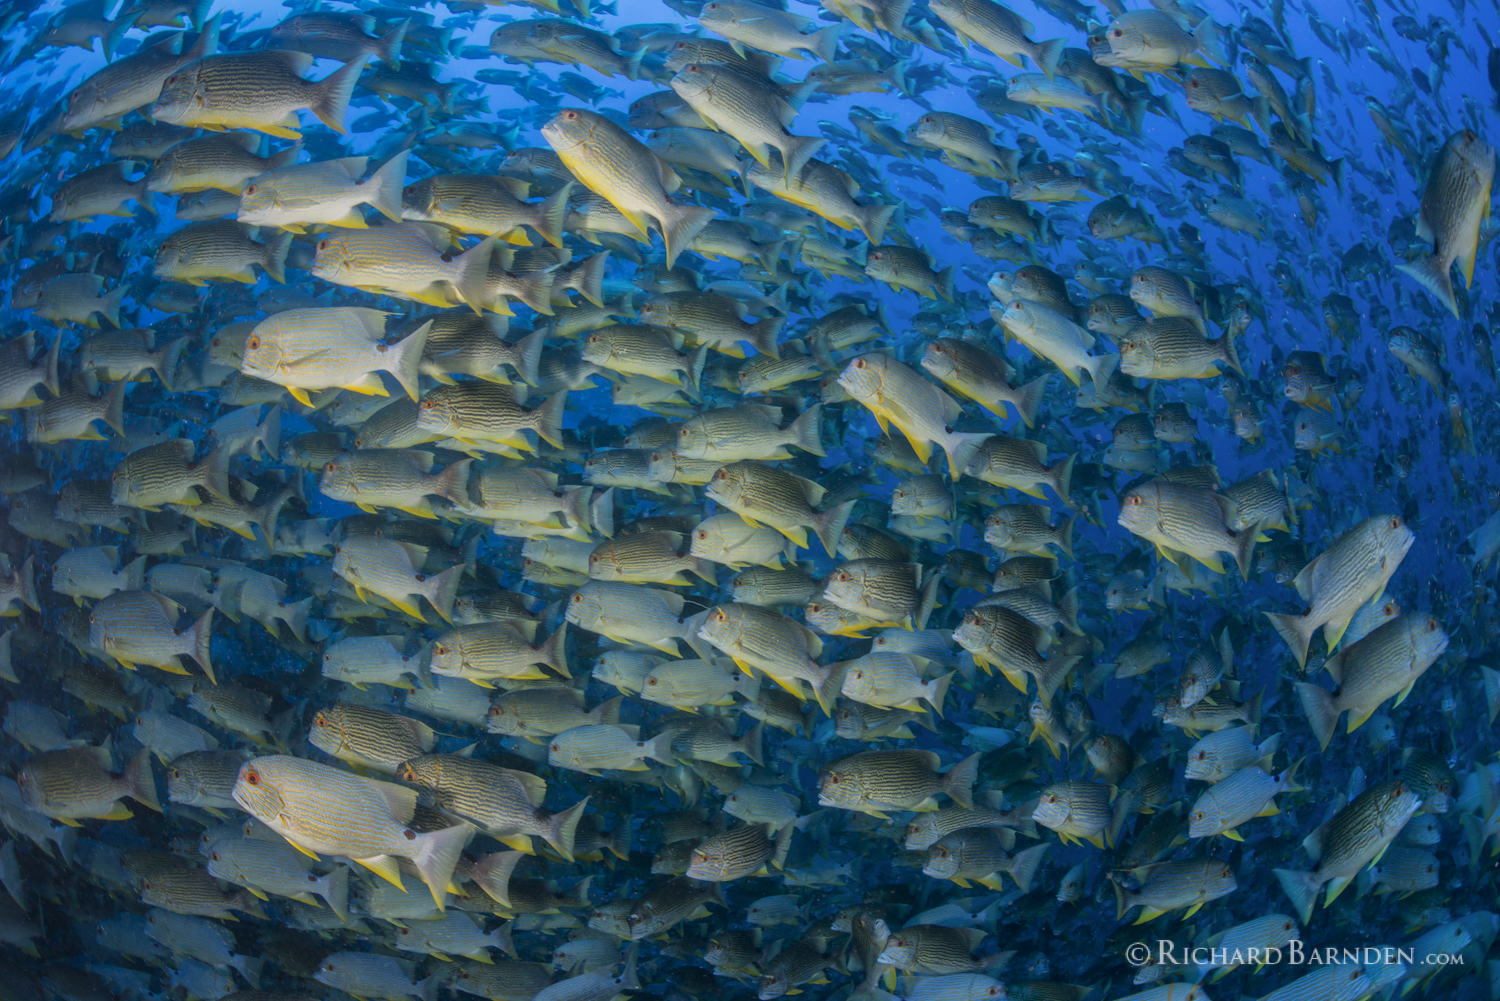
xmin=0 ymin=0 xmax=1498 ymax=999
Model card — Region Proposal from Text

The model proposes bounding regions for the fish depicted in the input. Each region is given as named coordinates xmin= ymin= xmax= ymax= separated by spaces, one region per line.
xmin=1 ymin=1 xmax=1497 ymax=998
xmin=1264 ymin=515 xmax=1415 ymax=667
xmin=1396 ymin=130 xmax=1496 ymax=317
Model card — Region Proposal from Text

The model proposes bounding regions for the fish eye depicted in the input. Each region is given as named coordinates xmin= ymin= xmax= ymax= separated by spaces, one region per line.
xmin=854 ymin=359 xmax=865 ymax=368
xmin=1113 ymin=28 xmax=1122 ymax=35
xmin=165 ymin=75 xmax=177 ymax=84
xmin=247 ymin=336 xmax=259 ymax=350
xmin=564 ymin=111 xmax=578 ymax=120
xmin=245 ymin=771 xmax=258 ymax=785
xmin=1390 ymin=517 xmax=1401 ymax=528
xmin=244 ymin=185 xmax=255 ymax=195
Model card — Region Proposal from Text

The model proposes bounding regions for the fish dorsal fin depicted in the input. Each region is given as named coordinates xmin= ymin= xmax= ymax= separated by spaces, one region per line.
xmin=364 ymin=777 xmax=419 ymax=824
xmin=790 ymin=474 xmax=825 ymax=508
xmin=501 ymin=768 xmax=548 ymax=807
xmin=399 ymin=450 xmax=437 ymax=473
xmin=657 ymin=589 xmax=686 ymax=616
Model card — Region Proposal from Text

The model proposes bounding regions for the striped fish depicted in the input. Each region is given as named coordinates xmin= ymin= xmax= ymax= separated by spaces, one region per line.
xmin=241 ymin=308 xmax=430 ymax=406
xmin=87 ymin=590 xmax=215 ymax=681
xmin=414 ymin=382 xmax=568 ymax=451
xmin=203 ymin=835 xmax=349 ymax=921
xmin=239 ymin=149 xmax=409 ymax=231
xmin=330 ymin=534 xmax=467 ymax=623
xmin=145 ymin=131 xmax=299 ymax=196
xmin=396 ymin=753 xmax=587 ymax=860
xmin=309 ymin=224 xmax=496 ymax=313
xmin=307 ymin=704 xmax=434 ymax=774
xmin=16 ymin=745 xmax=160 ymax=823
xmin=149 ymin=50 xmax=365 ymax=138
xmin=232 ymin=754 xmax=472 ymax=909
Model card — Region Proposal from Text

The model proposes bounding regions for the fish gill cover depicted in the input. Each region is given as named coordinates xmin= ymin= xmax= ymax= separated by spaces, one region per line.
xmin=0 ymin=0 xmax=1495 ymax=998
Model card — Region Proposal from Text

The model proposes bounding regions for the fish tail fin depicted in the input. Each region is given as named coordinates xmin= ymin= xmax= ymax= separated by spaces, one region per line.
xmin=660 ymin=204 xmax=716 ymax=269
xmin=1055 ymin=513 xmax=1077 ymax=559
xmin=455 ymin=234 xmax=499 ymax=314
xmin=312 ymin=55 xmax=367 ymax=134
xmin=926 ymin=670 xmax=954 ymax=714
xmin=133 ymin=174 xmax=157 ymax=215
xmin=100 ymin=378 xmax=128 ymax=437
xmin=124 ymin=747 xmax=162 ymax=813
xmin=322 ymin=864 xmax=350 ymax=924
xmin=1194 ymin=16 xmax=1226 ymax=64
xmin=424 ymin=562 xmax=467 ymax=624
xmin=261 ymin=229 xmax=291 ymax=284
xmin=1265 ymin=610 xmax=1311 ymax=668
xmin=590 ymin=486 xmax=615 ymax=539
xmin=943 ymin=752 xmax=980 ymax=809
xmin=257 ymin=403 xmax=282 ymax=461
xmin=740 ymin=720 xmax=765 ymax=766
xmin=1250 ymin=94 xmax=1272 ymax=135
xmin=1232 ymin=519 xmax=1259 ymax=580
xmin=755 ymin=238 xmax=785 ymax=276
xmin=233 ymin=952 xmax=264 ymax=989
xmin=942 ymin=429 xmax=991 ymax=479
xmin=1013 ymin=372 xmax=1050 ymax=428
xmin=936 ymin=263 xmax=956 ymax=302
xmin=1049 ymin=452 xmax=1074 ymax=505
xmin=595 ymin=696 xmax=622 ymax=727
xmin=1397 ymin=256 xmax=1459 ymax=319
xmin=437 ymin=457 xmax=471 ymax=507
xmin=511 ymin=327 xmax=547 ymax=387
xmin=100 ymin=284 xmax=127 ymax=329
xmin=1295 ymin=681 xmax=1338 ymax=751
xmin=186 ymin=10 xmax=222 ymax=61
xmin=810 ymin=24 xmax=840 ymax=63
xmin=814 ymin=499 xmax=857 ymax=558
xmin=121 ymin=555 xmax=148 ymax=592
xmin=1331 ymin=157 xmax=1346 ymax=195
xmin=1219 ymin=329 xmax=1244 ymax=377
xmin=1059 ymin=586 xmax=1082 ymax=635
xmin=1273 ymin=867 xmax=1318 ymax=925
xmin=530 ymin=388 xmax=568 ymax=450
xmin=366 ymin=148 xmax=410 ymax=223
xmin=684 ymin=345 xmax=708 ymax=396
xmin=750 ymin=315 xmax=783 ymax=360
xmin=516 ymin=269 xmax=558 ymax=316
xmin=282 ymin=595 xmax=313 ymax=644
xmin=780 ymin=134 xmax=826 ymax=184
xmin=103 ymin=12 xmax=138 ymax=60
xmin=413 ymin=822 xmax=473 ymax=910
xmin=534 ymin=180 xmax=574 ymax=250
xmin=389 ymin=318 xmax=430 ymax=402
xmin=811 ymin=661 xmax=845 ymax=717
xmin=790 ymin=402 xmax=825 ymax=457
xmin=859 ymin=203 xmax=896 ymax=245
xmin=157 ymin=337 xmax=189 ymax=393
xmin=472 ymin=849 xmax=524 ymax=906
xmin=378 ymin=18 xmax=408 ymax=67
xmin=189 ymin=608 xmax=215 ymax=684
xmin=566 ymin=250 xmax=609 ymax=310
xmin=559 ymin=485 xmax=590 ymax=535
xmin=196 ymin=443 xmax=233 ymax=502
xmin=1111 ymin=875 xmax=1129 ymax=920
xmin=267 ymin=141 xmax=301 ymax=171
xmin=1010 ymin=843 xmax=1049 ymax=892
xmin=542 ymin=621 xmax=569 ymax=679
xmin=1124 ymin=96 xmax=1149 ymax=134
xmin=1035 ymin=37 xmax=1065 ymax=80
xmin=547 ymin=796 xmax=588 ymax=862
xmin=41 ymin=334 xmax=61 ymax=398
